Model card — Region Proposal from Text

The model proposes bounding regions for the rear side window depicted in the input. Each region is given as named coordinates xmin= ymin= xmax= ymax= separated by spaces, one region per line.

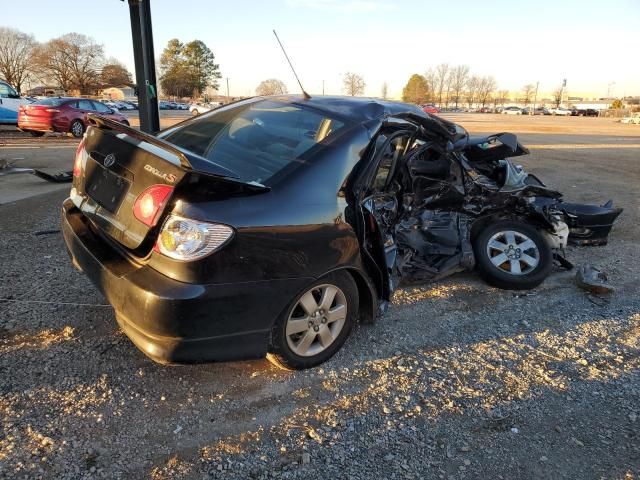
xmin=0 ymin=82 xmax=17 ymax=98
xmin=161 ymin=100 xmax=348 ymax=185
xmin=93 ymin=101 xmax=111 ymax=113
xmin=34 ymin=98 xmax=65 ymax=107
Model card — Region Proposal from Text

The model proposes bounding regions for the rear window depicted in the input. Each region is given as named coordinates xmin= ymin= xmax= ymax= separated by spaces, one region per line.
xmin=161 ymin=100 xmax=349 ymax=185
xmin=34 ymin=98 xmax=67 ymax=107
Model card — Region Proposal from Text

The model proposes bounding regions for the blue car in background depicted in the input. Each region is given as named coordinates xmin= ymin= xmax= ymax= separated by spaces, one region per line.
xmin=0 ymin=81 xmax=29 ymax=125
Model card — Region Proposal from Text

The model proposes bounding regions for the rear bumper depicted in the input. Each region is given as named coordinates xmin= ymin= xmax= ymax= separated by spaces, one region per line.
xmin=61 ymin=199 xmax=312 ymax=363
xmin=18 ymin=120 xmax=55 ymax=132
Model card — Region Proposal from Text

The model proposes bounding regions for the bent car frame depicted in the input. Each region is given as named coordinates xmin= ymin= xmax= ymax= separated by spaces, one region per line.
xmin=62 ymin=96 xmax=622 ymax=369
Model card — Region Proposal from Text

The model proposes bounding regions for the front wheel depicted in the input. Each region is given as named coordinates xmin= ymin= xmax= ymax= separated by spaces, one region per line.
xmin=474 ymin=220 xmax=552 ymax=290
xmin=267 ymin=271 xmax=358 ymax=370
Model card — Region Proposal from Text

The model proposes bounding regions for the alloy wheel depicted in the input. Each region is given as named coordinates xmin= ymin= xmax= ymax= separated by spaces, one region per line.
xmin=285 ymin=284 xmax=347 ymax=357
xmin=71 ymin=121 xmax=84 ymax=137
xmin=486 ymin=230 xmax=540 ymax=275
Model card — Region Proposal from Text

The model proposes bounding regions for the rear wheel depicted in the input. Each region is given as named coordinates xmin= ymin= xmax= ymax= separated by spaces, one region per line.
xmin=29 ymin=131 xmax=45 ymax=137
xmin=474 ymin=220 xmax=552 ymax=290
xmin=267 ymin=271 xmax=358 ymax=370
xmin=69 ymin=120 xmax=84 ymax=138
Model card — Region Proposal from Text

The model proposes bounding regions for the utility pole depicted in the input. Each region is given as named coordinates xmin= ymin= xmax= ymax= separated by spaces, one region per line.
xmin=226 ymin=77 xmax=230 ymax=103
xmin=127 ymin=0 xmax=160 ymax=133
xmin=532 ymin=81 xmax=539 ymax=115
xmin=322 ymin=80 xmax=325 ymax=95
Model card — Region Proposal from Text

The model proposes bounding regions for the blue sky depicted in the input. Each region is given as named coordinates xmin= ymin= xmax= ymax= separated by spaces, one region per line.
xmin=4 ymin=0 xmax=639 ymax=98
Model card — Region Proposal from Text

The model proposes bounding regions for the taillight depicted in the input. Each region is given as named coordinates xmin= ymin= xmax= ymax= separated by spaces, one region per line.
xmin=72 ymin=139 xmax=85 ymax=177
xmin=45 ymin=108 xmax=60 ymax=113
xmin=155 ymin=215 xmax=234 ymax=261
xmin=133 ymin=184 xmax=174 ymax=227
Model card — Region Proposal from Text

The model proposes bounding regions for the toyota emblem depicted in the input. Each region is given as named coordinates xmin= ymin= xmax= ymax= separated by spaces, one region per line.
xmin=103 ymin=154 xmax=116 ymax=168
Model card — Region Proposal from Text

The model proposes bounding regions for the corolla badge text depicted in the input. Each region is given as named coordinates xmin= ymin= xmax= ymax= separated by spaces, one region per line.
xmin=144 ymin=164 xmax=177 ymax=183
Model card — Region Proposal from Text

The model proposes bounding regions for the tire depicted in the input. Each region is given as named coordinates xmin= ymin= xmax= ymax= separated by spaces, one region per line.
xmin=29 ymin=131 xmax=45 ymax=137
xmin=267 ymin=271 xmax=358 ymax=370
xmin=69 ymin=120 xmax=85 ymax=138
xmin=191 ymin=109 xmax=199 ymax=116
xmin=121 ymin=120 xmax=130 ymax=127
xmin=474 ymin=220 xmax=552 ymax=290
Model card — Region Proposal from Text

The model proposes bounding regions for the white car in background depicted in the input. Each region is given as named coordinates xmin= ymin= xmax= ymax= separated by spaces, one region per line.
xmin=550 ymin=107 xmax=572 ymax=116
xmin=190 ymin=102 xmax=222 ymax=115
xmin=501 ymin=106 xmax=523 ymax=115
xmin=620 ymin=113 xmax=640 ymax=125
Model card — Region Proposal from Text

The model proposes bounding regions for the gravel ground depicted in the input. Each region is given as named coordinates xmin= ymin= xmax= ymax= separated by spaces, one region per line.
xmin=0 ymin=117 xmax=639 ymax=479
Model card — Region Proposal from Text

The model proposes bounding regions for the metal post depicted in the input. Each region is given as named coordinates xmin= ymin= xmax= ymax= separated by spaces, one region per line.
xmin=226 ymin=77 xmax=230 ymax=102
xmin=532 ymin=81 xmax=539 ymax=115
xmin=128 ymin=0 xmax=159 ymax=133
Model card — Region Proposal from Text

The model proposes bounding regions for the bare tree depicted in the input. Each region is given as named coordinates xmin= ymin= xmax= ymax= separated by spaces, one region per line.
xmin=342 ymin=72 xmax=365 ymax=96
xmin=449 ymin=65 xmax=470 ymax=108
xmin=497 ymin=89 xmax=510 ymax=106
xmin=423 ymin=68 xmax=436 ymax=101
xmin=34 ymin=33 xmax=104 ymax=94
xmin=0 ymin=27 xmax=37 ymax=93
xmin=255 ymin=78 xmax=288 ymax=96
xmin=522 ymin=84 xmax=535 ymax=106
xmin=552 ymin=87 xmax=563 ymax=107
xmin=434 ymin=63 xmax=449 ymax=107
xmin=465 ymin=75 xmax=481 ymax=109
xmin=477 ymin=76 xmax=497 ymax=107
xmin=381 ymin=81 xmax=388 ymax=100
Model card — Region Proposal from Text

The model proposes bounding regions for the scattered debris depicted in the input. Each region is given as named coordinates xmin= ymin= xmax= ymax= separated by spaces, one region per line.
xmin=576 ymin=264 xmax=614 ymax=294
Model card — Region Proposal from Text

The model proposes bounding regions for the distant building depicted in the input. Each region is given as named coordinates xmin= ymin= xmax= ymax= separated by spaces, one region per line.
xmin=26 ymin=85 xmax=65 ymax=97
xmin=100 ymin=85 xmax=136 ymax=101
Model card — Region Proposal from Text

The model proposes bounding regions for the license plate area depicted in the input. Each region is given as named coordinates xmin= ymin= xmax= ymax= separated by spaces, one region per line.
xmin=85 ymin=157 xmax=130 ymax=213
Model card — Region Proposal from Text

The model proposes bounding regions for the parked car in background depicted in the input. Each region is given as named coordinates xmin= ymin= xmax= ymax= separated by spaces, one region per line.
xmin=502 ymin=106 xmax=522 ymax=115
xmin=550 ymin=107 xmax=572 ymax=116
xmin=101 ymin=100 xmax=120 ymax=112
xmin=571 ymin=108 xmax=599 ymax=117
xmin=0 ymin=80 xmax=31 ymax=125
xmin=422 ymin=104 xmax=439 ymax=114
xmin=620 ymin=113 xmax=640 ymax=124
xmin=190 ymin=102 xmax=222 ymax=115
xmin=18 ymin=97 xmax=129 ymax=137
xmin=478 ymin=107 xmax=492 ymax=113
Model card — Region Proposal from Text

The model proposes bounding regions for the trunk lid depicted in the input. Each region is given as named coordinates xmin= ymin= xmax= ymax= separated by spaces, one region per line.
xmin=71 ymin=115 xmax=265 ymax=251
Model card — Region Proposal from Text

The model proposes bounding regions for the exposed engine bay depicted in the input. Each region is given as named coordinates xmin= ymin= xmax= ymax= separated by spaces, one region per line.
xmin=359 ymin=127 xmax=623 ymax=293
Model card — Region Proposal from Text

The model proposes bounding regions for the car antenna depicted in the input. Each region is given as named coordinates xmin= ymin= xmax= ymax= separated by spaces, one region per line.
xmin=272 ymin=29 xmax=311 ymax=100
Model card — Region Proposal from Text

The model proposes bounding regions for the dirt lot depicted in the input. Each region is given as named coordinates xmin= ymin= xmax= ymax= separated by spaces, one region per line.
xmin=0 ymin=114 xmax=639 ymax=479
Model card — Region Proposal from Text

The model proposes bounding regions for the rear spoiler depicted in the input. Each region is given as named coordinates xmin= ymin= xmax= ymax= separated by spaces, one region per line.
xmin=87 ymin=114 xmax=264 ymax=186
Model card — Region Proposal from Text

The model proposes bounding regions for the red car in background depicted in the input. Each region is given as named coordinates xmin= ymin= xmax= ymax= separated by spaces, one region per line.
xmin=18 ymin=97 xmax=129 ymax=138
xmin=422 ymin=104 xmax=439 ymax=114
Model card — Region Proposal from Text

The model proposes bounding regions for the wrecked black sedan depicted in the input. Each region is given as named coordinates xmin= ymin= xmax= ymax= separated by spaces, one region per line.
xmin=62 ymin=96 xmax=622 ymax=369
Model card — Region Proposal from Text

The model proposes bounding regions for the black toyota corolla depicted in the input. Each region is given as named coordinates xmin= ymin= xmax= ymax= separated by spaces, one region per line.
xmin=62 ymin=95 xmax=621 ymax=369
